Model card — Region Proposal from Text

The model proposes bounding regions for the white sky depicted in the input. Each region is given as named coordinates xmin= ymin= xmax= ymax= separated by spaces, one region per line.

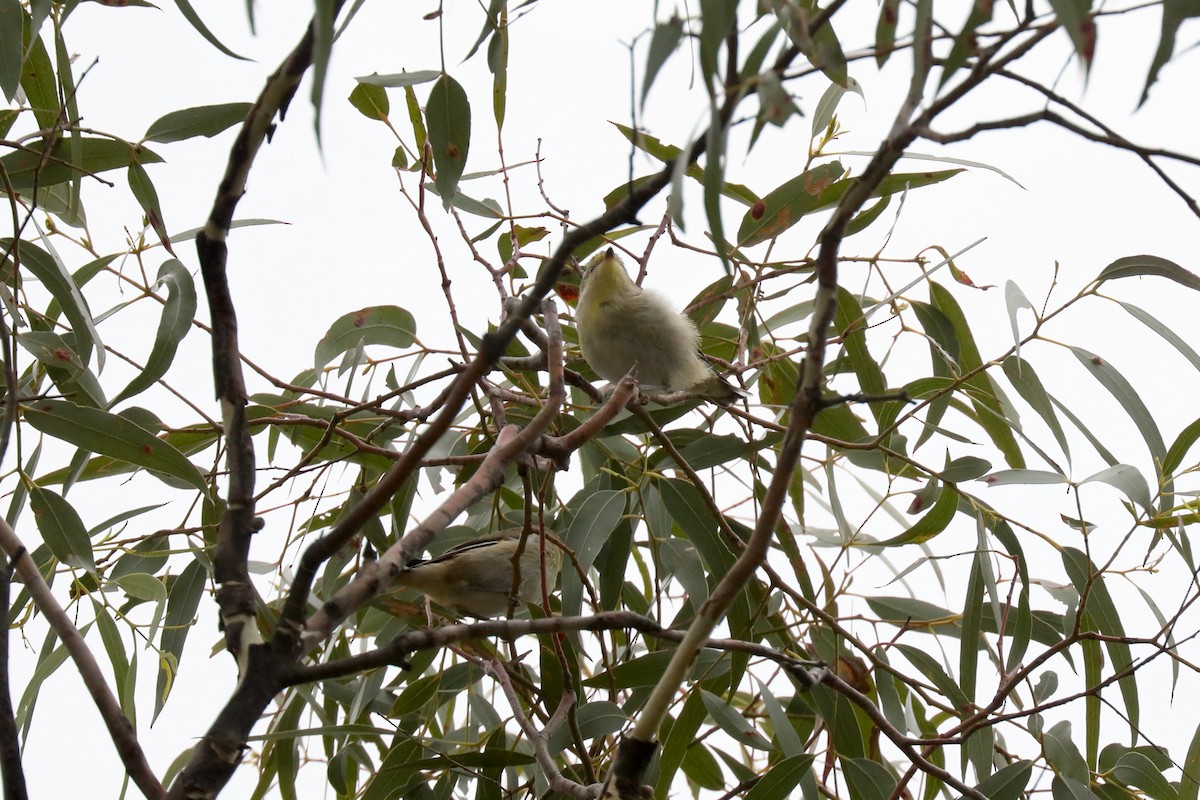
xmin=6 ymin=0 xmax=1200 ymax=796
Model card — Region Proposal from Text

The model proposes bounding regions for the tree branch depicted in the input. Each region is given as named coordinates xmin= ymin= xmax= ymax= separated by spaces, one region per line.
xmin=0 ymin=521 xmax=162 ymax=799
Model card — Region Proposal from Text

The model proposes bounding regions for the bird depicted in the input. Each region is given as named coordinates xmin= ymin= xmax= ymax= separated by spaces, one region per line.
xmin=574 ymin=248 xmax=742 ymax=405
xmin=392 ymin=528 xmax=562 ymax=618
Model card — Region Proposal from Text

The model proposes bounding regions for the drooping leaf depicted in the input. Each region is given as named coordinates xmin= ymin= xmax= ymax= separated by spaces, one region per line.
xmin=127 ymin=163 xmax=174 ymax=255
xmin=1139 ymin=0 xmax=1200 ymax=106
xmin=5 ymin=239 xmax=107 ymax=371
xmin=154 ymin=560 xmax=208 ymax=720
xmin=642 ymin=16 xmax=684 ymax=108
xmin=171 ymin=0 xmax=249 ymax=60
xmin=1046 ymin=0 xmax=1096 ymax=68
xmin=0 ymin=0 xmax=20 ymax=102
xmin=19 ymin=17 xmax=59 ymax=131
xmin=1070 ymin=347 xmax=1166 ymax=465
xmin=427 ymin=73 xmax=471 ymax=208
xmin=111 ymin=259 xmax=197 ymax=406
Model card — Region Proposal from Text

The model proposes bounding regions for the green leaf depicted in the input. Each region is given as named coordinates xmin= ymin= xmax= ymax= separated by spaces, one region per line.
xmin=1046 ymin=0 xmax=1095 ymax=68
xmin=561 ymin=490 xmax=625 ymax=617
xmin=0 ymin=137 xmax=163 ymax=192
xmin=112 ymin=259 xmax=197 ymax=406
xmin=114 ymin=572 xmax=168 ymax=603
xmin=143 ymin=103 xmax=252 ymax=143
xmin=844 ymin=758 xmax=896 ymax=800
xmin=1178 ymin=719 xmax=1200 ymax=800
xmin=0 ymin=0 xmax=20 ymax=102
xmin=355 ymin=70 xmax=441 ymax=87
xmin=313 ymin=306 xmax=417 ymax=367
xmin=738 ymin=166 xmax=962 ymax=247
xmin=609 ymin=123 xmax=759 ymax=206
xmin=656 ymin=690 xmax=708 ymax=796
xmin=1141 ymin=0 xmax=1200 ymax=106
xmin=349 ymin=83 xmax=389 ymax=121
xmin=22 ymin=399 xmax=209 ymax=494
xmin=983 ymin=469 xmax=1069 ymax=486
xmin=155 ymin=560 xmax=208 ymax=720
xmin=1002 ymin=356 xmax=1071 ymax=463
xmin=28 ymin=483 xmax=95 ymax=572
xmin=737 ymin=161 xmax=845 ymax=247
xmin=941 ymin=456 xmax=990 ymax=482
xmin=17 ymin=329 xmax=104 ymax=405
xmin=1061 ymin=548 xmax=1139 ymax=736
xmin=4 ymin=238 xmax=103 ymax=368
xmin=427 ymin=73 xmax=471 ymax=209
xmin=1164 ymin=415 xmax=1200 ymax=477
xmin=875 ymin=0 xmax=900 ymax=66
xmin=1113 ymin=752 xmax=1178 ymax=800
xmin=642 ymin=17 xmax=684 ymax=107
xmin=931 ymin=283 xmax=1024 ymax=467
xmin=1080 ymin=464 xmax=1152 ymax=514
xmin=968 ymin=760 xmax=1033 ymax=800
xmin=775 ymin=0 xmax=849 ymax=87
xmin=701 ymin=689 xmax=775 ymax=751
xmin=127 ymin=163 xmax=174 ymax=254
xmin=1044 ymin=720 xmax=1090 ymax=784
xmin=745 ymin=754 xmax=816 ymax=800
xmin=699 ymin=0 xmax=737 ymax=88
xmin=20 ymin=28 xmax=59 ymax=131
xmin=1070 ymin=347 xmax=1166 ymax=464
xmin=1117 ymin=300 xmax=1200 ymax=374
xmin=1095 ymin=254 xmax=1200 ymax=290
xmin=171 ymin=0 xmax=249 ymax=60
xmin=877 ymin=485 xmax=959 ymax=546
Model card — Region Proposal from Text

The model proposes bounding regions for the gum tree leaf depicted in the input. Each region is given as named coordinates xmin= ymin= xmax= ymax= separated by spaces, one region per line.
xmin=4 ymin=238 xmax=103 ymax=369
xmin=642 ymin=17 xmax=683 ymax=108
xmin=1070 ymin=347 xmax=1166 ymax=465
xmin=1139 ymin=0 xmax=1199 ymax=106
xmin=1095 ymin=254 xmax=1200 ymax=290
xmin=112 ymin=259 xmax=197 ymax=406
xmin=28 ymin=483 xmax=95 ymax=572
xmin=983 ymin=469 xmax=1069 ymax=486
xmin=0 ymin=137 xmax=163 ymax=192
xmin=877 ymin=485 xmax=959 ymax=546
xmin=0 ymin=0 xmax=19 ymax=102
xmin=172 ymin=0 xmax=249 ymax=60
xmin=349 ymin=82 xmax=389 ymax=121
xmin=610 ymin=123 xmax=759 ymax=205
xmin=355 ymin=70 xmax=441 ymax=87
xmin=22 ymin=399 xmax=209 ymax=494
xmin=154 ymin=560 xmax=208 ymax=720
xmin=314 ymin=306 xmax=417 ymax=367
xmin=143 ymin=103 xmax=252 ymax=143
xmin=127 ymin=163 xmax=175 ymax=255
xmin=1081 ymin=464 xmax=1152 ymax=514
xmin=427 ymin=72 xmax=471 ymax=208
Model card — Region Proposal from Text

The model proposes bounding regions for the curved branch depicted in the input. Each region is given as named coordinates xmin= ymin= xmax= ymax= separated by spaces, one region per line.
xmin=0 ymin=521 xmax=163 ymax=799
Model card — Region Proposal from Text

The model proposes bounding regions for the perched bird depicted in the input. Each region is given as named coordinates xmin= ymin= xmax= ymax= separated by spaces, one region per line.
xmin=393 ymin=528 xmax=562 ymax=618
xmin=574 ymin=248 xmax=742 ymax=405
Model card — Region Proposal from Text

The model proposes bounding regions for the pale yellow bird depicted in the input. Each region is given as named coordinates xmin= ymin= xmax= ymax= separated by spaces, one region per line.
xmin=574 ymin=248 xmax=741 ymax=405
xmin=392 ymin=529 xmax=561 ymax=618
